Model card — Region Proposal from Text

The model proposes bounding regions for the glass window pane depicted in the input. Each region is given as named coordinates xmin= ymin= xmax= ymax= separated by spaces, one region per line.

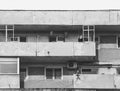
xmin=0 ymin=61 xmax=17 ymax=73
xmin=46 ymin=68 xmax=53 ymax=79
xmin=7 ymin=25 xmax=14 ymax=29
xmin=0 ymin=25 xmax=5 ymax=30
xmin=55 ymin=69 xmax=61 ymax=79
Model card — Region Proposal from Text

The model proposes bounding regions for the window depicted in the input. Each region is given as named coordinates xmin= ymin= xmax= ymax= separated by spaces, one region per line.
xmin=10 ymin=37 xmax=20 ymax=42
xmin=49 ymin=35 xmax=56 ymax=42
xmin=82 ymin=69 xmax=91 ymax=72
xmin=100 ymin=35 xmax=116 ymax=44
xmin=82 ymin=25 xmax=95 ymax=42
xmin=49 ymin=35 xmax=65 ymax=42
xmin=20 ymin=37 xmax=26 ymax=42
xmin=28 ymin=67 xmax=44 ymax=75
xmin=46 ymin=68 xmax=62 ymax=79
xmin=0 ymin=61 xmax=18 ymax=74
xmin=81 ymin=68 xmax=92 ymax=74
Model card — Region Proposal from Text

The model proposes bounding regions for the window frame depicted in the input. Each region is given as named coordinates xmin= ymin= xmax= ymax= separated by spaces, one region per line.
xmin=0 ymin=58 xmax=19 ymax=74
xmin=45 ymin=67 xmax=63 ymax=80
xmin=49 ymin=34 xmax=65 ymax=42
xmin=10 ymin=37 xmax=20 ymax=42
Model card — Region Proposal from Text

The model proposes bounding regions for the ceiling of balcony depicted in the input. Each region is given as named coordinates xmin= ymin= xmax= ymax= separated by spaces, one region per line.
xmin=0 ymin=25 xmax=119 ymax=32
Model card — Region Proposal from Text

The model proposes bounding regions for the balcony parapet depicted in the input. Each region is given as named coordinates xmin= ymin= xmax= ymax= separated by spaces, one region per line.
xmin=0 ymin=42 xmax=95 ymax=56
xmin=74 ymin=74 xmax=120 ymax=88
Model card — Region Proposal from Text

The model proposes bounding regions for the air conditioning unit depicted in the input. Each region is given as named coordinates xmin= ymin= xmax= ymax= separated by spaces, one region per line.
xmin=67 ymin=62 xmax=77 ymax=69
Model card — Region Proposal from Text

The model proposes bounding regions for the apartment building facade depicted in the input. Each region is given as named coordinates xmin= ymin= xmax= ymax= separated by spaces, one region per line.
xmin=0 ymin=10 xmax=120 ymax=89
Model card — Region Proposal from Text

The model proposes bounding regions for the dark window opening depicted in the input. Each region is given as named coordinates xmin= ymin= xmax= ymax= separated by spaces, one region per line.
xmin=82 ymin=69 xmax=92 ymax=72
xmin=46 ymin=68 xmax=62 ymax=79
xmin=20 ymin=37 xmax=26 ymax=42
xmin=28 ymin=67 xmax=44 ymax=75
xmin=58 ymin=36 xmax=65 ymax=42
xmin=49 ymin=36 xmax=56 ymax=42
xmin=100 ymin=35 xmax=116 ymax=44
xmin=11 ymin=37 xmax=19 ymax=41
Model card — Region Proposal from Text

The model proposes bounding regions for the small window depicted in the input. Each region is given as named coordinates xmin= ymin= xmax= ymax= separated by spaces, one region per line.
xmin=49 ymin=35 xmax=65 ymax=42
xmin=20 ymin=37 xmax=26 ymax=42
xmin=100 ymin=35 xmax=116 ymax=44
xmin=82 ymin=69 xmax=91 ymax=72
xmin=10 ymin=37 xmax=20 ymax=42
xmin=49 ymin=36 xmax=56 ymax=42
xmin=58 ymin=36 xmax=65 ymax=42
xmin=46 ymin=68 xmax=62 ymax=79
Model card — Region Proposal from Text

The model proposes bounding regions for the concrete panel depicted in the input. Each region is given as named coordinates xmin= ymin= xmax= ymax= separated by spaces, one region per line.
xmin=98 ymin=48 xmax=120 ymax=63
xmin=0 ymin=11 xmax=33 ymax=24
xmin=0 ymin=10 xmax=119 ymax=25
xmin=109 ymin=11 xmax=118 ymax=24
xmin=114 ymin=75 xmax=120 ymax=88
xmin=0 ymin=42 xmax=95 ymax=56
xmin=74 ymin=74 xmax=114 ymax=88
xmin=34 ymin=11 xmax=72 ymax=25
xmin=0 ymin=75 xmax=19 ymax=88
xmin=0 ymin=42 xmax=36 ymax=56
xmin=37 ymin=42 xmax=74 ymax=56
xmin=25 ymin=79 xmax=73 ymax=88
xmin=76 ymin=11 xmax=109 ymax=25
xmin=116 ymin=11 xmax=120 ymax=24
xmin=74 ymin=42 xmax=96 ymax=56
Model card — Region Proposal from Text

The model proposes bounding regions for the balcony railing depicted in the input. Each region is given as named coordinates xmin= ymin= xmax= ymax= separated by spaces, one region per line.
xmin=0 ymin=42 xmax=95 ymax=56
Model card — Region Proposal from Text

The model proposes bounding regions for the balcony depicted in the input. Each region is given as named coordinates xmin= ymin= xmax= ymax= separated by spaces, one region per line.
xmin=74 ymin=74 xmax=120 ymax=89
xmin=24 ymin=74 xmax=120 ymax=88
xmin=0 ymin=42 xmax=95 ymax=56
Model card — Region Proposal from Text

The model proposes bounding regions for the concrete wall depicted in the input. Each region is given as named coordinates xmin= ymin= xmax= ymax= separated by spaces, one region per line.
xmin=98 ymin=48 xmax=120 ymax=64
xmin=0 ymin=75 xmax=19 ymax=88
xmin=0 ymin=10 xmax=120 ymax=25
xmin=0 ymin=42 xmax=95 ymax=56
xmin=74 ymin=74 xmax=115 ymax=88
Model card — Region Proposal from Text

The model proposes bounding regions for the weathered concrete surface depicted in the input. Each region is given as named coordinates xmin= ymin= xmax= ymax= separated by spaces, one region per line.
xmin=0 ymin=75 xmax=19 ymax=88
xmin=25 ymin=79 xmax=73 ymax=88
xmin=0 ymin=10 xmax=120 ymax=25
xmin=98 ymin=48 xmax=120 ymax=64
xmin=74 ymin=74 xmax=115 ymax=88
xmin=0 ymin=42 xmax=95 ymax=56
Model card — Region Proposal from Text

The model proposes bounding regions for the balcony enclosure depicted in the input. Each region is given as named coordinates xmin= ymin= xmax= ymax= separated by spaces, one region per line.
xmin=0 ymin=25 xmax=96 ymax=57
